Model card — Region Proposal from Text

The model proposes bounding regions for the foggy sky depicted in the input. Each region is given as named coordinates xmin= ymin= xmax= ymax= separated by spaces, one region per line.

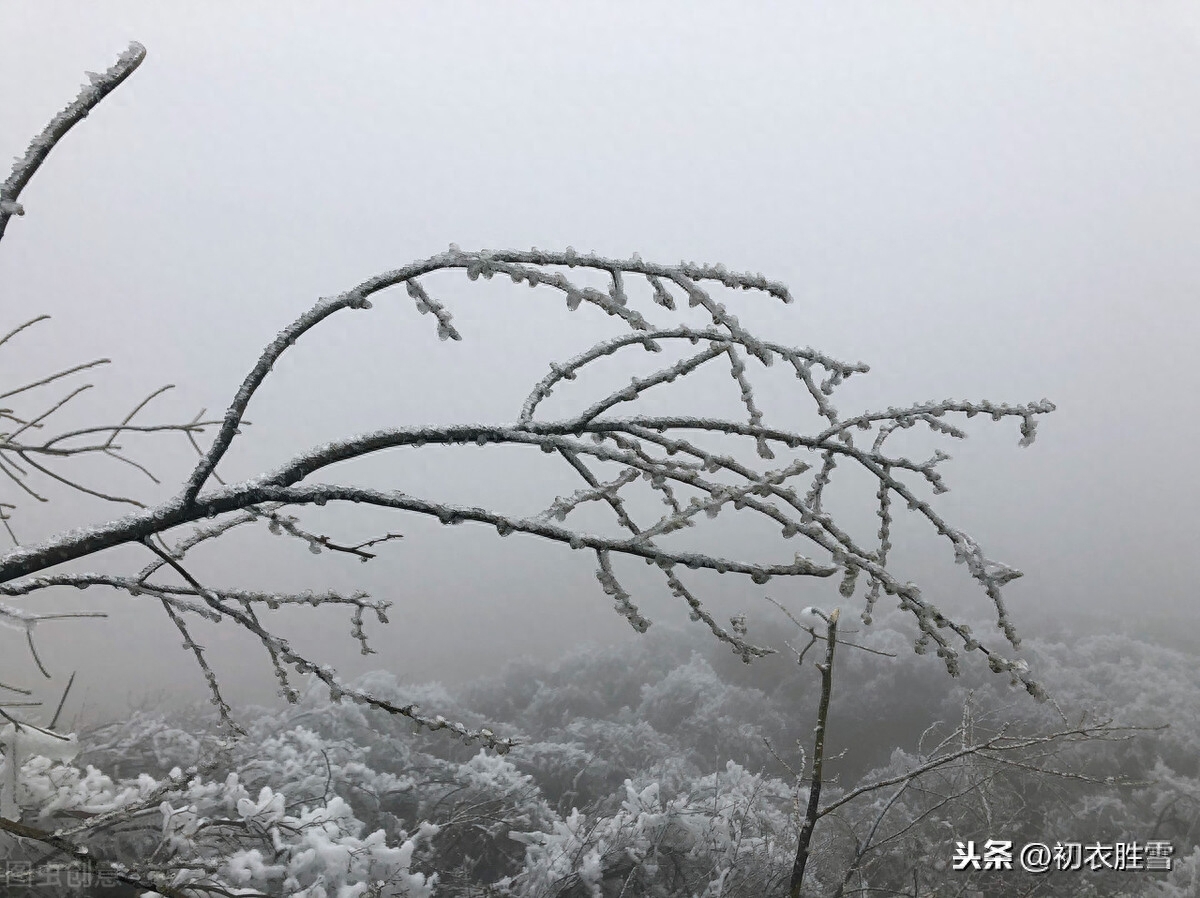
xmin=2 ymin=2 xmax=1198 ymax=720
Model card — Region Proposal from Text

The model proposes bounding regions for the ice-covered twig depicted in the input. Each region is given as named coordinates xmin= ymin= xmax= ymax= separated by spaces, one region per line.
xmin=0 ymin=42 xmax=146 ymax=245
xmin=0 ymin=39 xmax=1058 ymax=761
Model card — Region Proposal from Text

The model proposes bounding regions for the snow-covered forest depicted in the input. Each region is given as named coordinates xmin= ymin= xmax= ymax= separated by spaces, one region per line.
xmin=3 ymin=6 xmax=1200 ymax=897
xmin=4 ymin=618 xmax=1199 ymax=896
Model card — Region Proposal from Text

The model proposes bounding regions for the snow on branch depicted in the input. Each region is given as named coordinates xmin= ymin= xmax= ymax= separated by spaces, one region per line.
xmin=1 ymin=42 xmax=1057 ymax=774
xmin=0 ymin=244 xmax=1057 ymax=738
xmin=0 ymin=42 xmax=146 ymax=244
xmin=0 ymin=315 xmax=222 ymax=544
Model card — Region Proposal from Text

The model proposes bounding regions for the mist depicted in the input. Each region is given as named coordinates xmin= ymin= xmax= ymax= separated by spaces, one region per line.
xmin=2 ymin=1 xmax=1198 ymax=721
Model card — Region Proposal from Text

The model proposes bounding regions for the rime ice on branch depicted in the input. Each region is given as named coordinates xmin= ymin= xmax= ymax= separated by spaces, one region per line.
xmin=1 ymin=43 xmax=1055 ymax=765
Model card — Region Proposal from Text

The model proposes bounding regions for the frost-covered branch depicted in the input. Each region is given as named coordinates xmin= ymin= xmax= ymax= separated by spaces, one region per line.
xmin=0 ymin=42 xmax=146 ymax=243
xmin=0 ymin=315 xmax=222 ymax=543
xmin=1 ymin=40 xmax=1059 ymax=793
xmin=790 ymin=607 xmax=840 ymax=898
xmin=0 ymin=243 xmax=1055 ymax=733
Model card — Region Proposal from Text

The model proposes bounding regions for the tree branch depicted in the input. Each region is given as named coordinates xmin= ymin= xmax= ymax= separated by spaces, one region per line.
xmin=789 ymin=606 xmax=839 ymax=898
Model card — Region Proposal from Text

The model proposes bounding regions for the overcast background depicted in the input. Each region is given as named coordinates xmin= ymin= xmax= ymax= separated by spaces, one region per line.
xmin=2 ymin=2 xmax=1198 ymax=722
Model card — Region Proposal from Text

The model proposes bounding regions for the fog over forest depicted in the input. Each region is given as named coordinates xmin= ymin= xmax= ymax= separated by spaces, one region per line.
xmin=1 ymin=5 xmax=1198 ymax=896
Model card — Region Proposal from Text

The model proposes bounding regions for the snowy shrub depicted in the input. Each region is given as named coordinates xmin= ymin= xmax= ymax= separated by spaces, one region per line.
xmin=634 ymin=653 xmax=787 ymax=773
xmin=1 ymin=744 xmax=440 ymax=897
xmin=501 ymin=762 xmax=795 ymax=898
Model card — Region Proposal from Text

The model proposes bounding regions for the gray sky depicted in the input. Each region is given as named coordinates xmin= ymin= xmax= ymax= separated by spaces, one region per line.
xmin=3 ymin=3 xmax=1198 ymax=719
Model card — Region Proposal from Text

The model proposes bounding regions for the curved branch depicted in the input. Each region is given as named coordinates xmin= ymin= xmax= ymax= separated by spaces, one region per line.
xmin=179 ymin=249 xmax=795 ymax=506
xmin=0 ymin=42 xmax=146 ymax=245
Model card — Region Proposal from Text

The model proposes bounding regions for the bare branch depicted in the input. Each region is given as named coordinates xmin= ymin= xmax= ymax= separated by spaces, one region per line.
xmin=0 ymin=358 xmax=111 ymax=401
